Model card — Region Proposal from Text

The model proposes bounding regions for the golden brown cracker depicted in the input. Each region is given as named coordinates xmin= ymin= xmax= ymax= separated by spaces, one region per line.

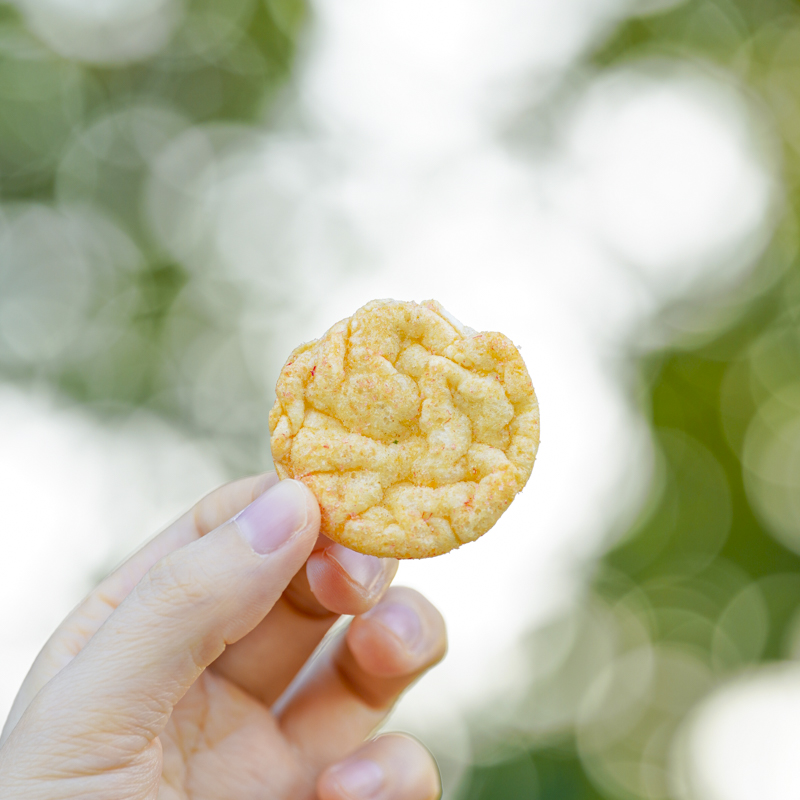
xmin=269 ymin=299 xmax=539 ymax=558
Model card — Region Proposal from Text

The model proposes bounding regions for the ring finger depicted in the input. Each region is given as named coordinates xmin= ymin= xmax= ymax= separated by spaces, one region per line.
xmin=276 ymin=587 xmax=447 ymax=770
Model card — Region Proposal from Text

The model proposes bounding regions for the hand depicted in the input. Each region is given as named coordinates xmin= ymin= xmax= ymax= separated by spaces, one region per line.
xmin=0 ymin=473 xmax=446 ymax=799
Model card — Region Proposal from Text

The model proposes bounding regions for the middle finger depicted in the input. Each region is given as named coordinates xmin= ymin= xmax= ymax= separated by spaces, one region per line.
xmin=211 ymin=538 xmax=397 ymax=705
xmin=274 ymin=586 xmax=447 ymax=771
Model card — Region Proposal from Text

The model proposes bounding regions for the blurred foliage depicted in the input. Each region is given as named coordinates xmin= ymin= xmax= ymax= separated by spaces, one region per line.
xmin=458 ymin=1 xmax=800 ymax=798
xmin=0 ymin=0 xmax=305 ymax=471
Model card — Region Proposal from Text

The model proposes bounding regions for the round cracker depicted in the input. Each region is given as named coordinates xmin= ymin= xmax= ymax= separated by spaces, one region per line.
xmin=269 ymin=299 xmax=539 ymax=558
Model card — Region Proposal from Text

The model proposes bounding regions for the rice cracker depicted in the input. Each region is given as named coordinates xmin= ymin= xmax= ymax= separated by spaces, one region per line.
xmin=269 ymin=299 xmax=539 ymax=558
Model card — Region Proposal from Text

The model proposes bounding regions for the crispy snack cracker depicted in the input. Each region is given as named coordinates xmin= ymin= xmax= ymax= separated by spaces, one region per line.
xmin=269 ymin=299 xmax=539 ymax=558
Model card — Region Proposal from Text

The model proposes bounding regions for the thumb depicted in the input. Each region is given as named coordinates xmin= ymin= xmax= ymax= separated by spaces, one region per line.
xmin=26 ymin=479 xmax=319 ymax=748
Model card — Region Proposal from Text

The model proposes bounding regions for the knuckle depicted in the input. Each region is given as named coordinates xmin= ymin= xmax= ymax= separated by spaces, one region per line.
xmin=138 ymin=551 xmax=217 ymax=615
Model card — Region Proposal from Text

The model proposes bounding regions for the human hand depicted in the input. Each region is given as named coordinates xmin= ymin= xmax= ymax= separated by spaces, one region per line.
xmin=0 ymin=473 xmax=446 ymax=799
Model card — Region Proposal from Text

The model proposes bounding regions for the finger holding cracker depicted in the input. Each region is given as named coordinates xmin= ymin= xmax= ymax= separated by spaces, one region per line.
xmin=270 ymin=299 xmax=540 ymax=558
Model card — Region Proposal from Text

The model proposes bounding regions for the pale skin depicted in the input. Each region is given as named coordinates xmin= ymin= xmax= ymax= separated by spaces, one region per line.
xmin=0 ymin=473 xmax=446 ymax=799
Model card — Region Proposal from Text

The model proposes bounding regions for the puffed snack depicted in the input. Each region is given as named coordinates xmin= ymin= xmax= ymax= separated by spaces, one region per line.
xmin=269 ymin=299 xmax=539 ymax=558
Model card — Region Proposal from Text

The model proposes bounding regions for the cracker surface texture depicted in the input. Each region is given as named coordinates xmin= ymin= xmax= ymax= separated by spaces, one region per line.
xmin=269 ymin=299 xmax=539 ymax=558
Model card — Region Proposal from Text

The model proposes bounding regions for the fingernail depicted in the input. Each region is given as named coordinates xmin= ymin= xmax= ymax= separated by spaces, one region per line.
xmin=235 ymin=480 xmax=308 ymax=555
xmin=329 ymin=759 xmax=385 ymax=800
xmin=366 ymin=602 xmax=422 ymax=649
xmin=327 ymin=544 xmax=389 ymax=594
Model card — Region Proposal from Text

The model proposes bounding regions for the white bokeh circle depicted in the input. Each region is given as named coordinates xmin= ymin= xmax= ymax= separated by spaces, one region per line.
xmin=672 ymin=664 xmax=800 ymax=800
xmin=19 ymin=0 xmax=183 ymax=64
xmin=562 ymin=60 xmax=775 ymax=300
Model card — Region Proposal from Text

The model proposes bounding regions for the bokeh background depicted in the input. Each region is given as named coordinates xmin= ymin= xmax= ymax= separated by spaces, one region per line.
xmin=3 ymin=0 xmax=800 ymax=797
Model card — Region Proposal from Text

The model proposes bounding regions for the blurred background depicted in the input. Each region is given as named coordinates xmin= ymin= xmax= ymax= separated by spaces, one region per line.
xmin=2 ymin=0 xmax=800 ymax=797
